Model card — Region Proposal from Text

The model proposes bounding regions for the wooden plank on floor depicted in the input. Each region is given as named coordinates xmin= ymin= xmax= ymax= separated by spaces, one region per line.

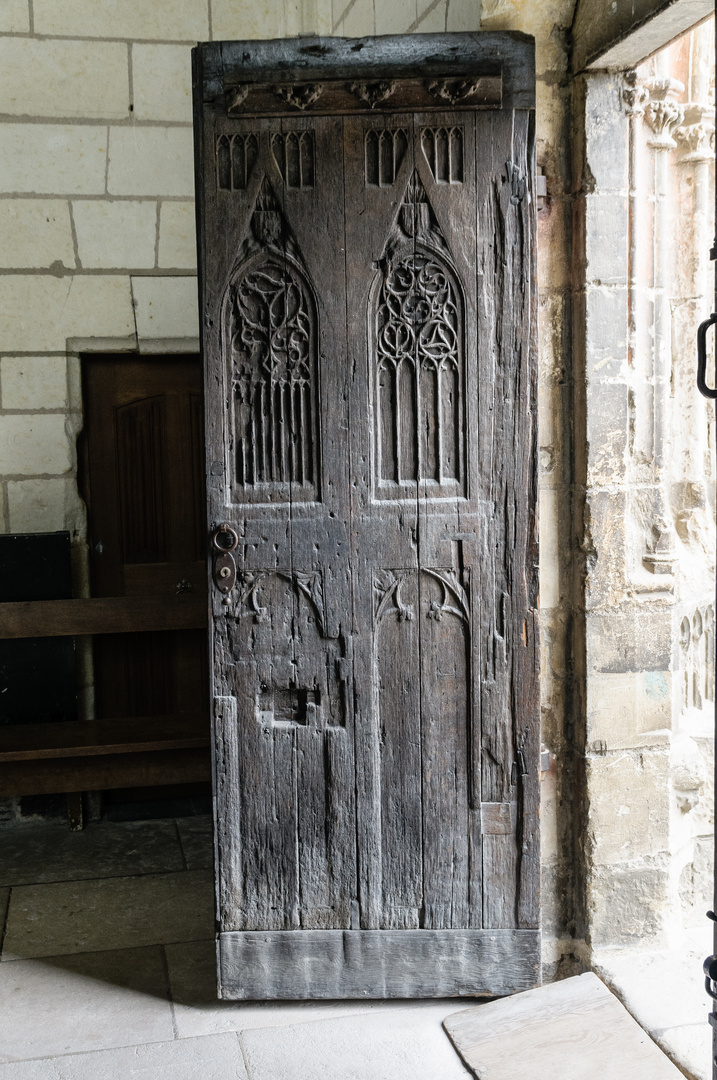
xmin=0 ymin=595 xmax=208 ymax=639
xmin=443 ymin=971 xmax=685 ymax=1079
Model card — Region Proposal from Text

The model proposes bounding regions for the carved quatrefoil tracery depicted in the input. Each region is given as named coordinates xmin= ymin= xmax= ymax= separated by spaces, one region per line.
xmin=374 ymin=173 xmax=465 ymax=496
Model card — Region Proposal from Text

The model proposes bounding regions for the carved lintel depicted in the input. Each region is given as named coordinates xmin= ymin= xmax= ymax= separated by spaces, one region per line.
xmin=349 ymin=80 xmax=396 ymax=109
xmin=273 ymin=83 xmax=323 ymax=110
xmin=426 ymin=78 xmax=483 ymax=105
xmin=622 ymin=71 xmax=649 ymax=117
xmin=675 ymin=102 xmax=716 ymax=163
xmin=644 ymin=77 xmax=685 ymax=150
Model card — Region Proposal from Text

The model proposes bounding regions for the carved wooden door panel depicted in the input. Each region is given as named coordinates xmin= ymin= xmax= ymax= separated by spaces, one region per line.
xmin=194 ymin=33 xmax=539 ymax=999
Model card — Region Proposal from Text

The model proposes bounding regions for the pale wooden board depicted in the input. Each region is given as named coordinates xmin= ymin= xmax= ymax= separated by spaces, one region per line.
xmin=443 ymin=972 xmax=685 ymax=1080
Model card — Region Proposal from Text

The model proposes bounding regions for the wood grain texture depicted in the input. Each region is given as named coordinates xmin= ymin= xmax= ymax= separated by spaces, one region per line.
xmin=200 ymin=34 xmax=535 ymax=110
xmin=218 ymin=928 xmax=540 ymax=999
xmin=443 ymin=973 xmax=684 ymax=1079
xmin=0 ymin=595 xmax=207 ymax=639
xmin=194 ymin=33 xmax=539 ymax=1000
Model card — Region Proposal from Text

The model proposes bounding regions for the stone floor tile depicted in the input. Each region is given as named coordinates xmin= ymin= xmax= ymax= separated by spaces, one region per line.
xmin=0 ymin=1033 xmax=249 ymax=1080
xmin=0 ymin=945 xmax=173 ymax=1063
xmin=240 ymin=1007 xmax=471 ymax=1080
xmin=177 ymin=814 xmax=214 ymax=870
xmin=2 ymin=869 xmax=214 ymax=960
xmin=166 ymin=937 xmax=476 ymax=1040
xmin=594 ymin=926 xmax=713 ymax=1080
xmin=0 ymin=820 xmax=185 ymax=887
xmin=657 ymin=1024 xmax=711 ymax=1080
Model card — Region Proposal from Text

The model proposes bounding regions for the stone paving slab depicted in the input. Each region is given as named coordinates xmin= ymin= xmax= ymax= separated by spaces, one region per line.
xmin=594 ymin=929 xmax=713 ymax=1080
xmin=0 ymin=1033 xmax=248 ymax=1080
xmin=443 ymin=972 xmax=684 ymax=1080
xmin=2 ymin=869 xmax=214 ymax=960
xmin=0 ymin=820 xmax=186 ymax=887
xmin=176 ymin=815 xmax=213 ymax=870
xmin=0 ymin=945 xmax=173 ymax=1062
xmin=166 ymin=936 xmax=481 ymax=1040
xmin=239 ymin=1005 xmax=472 ymax=1080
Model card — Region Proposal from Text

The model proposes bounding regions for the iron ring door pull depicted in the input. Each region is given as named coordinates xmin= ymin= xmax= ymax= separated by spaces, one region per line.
xmin=697 ymin=313 xmax=717 ymax=399
xmin=212 ymin=523 xmax=239 ymax=604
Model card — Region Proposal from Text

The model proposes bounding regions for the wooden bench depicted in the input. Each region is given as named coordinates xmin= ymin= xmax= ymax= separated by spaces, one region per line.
xmin=0 ymin=714 xmax=211 ymax=798
xmin=0 ymin=594 xmax=211 ymax=821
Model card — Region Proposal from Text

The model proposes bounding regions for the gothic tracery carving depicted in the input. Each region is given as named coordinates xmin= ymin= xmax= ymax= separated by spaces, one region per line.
xmin=422 ymin=127 xmax=463 ymax=184
xmin=374 ymin=172 xmax=464 ymax=494
xmin=271 ymin=130 xmax=315 ymax=188
xmin=225 ymin=179 xmax=319 ymax=499
xmin=216 ymin=133 xmax=259 ymax=191
xmin=364 ymin=128 xmax=407 ymax=186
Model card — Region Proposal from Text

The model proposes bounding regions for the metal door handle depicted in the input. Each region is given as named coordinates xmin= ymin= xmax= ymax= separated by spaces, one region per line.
xmin=212 ymin=523 xmax=239 ymax=552
xmin=697 ymin=313 xmax=717 ymax=398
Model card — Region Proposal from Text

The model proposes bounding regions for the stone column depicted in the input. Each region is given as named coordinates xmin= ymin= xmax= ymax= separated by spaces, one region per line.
xmin=642 ymin=72 xmax=684 ymax=576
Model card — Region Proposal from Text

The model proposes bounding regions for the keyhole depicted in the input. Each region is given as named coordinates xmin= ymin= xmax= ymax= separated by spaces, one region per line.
xmin=219 ymin=566 xmax=231 ymax=579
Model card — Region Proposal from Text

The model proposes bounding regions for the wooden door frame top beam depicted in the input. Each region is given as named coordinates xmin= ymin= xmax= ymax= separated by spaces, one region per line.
xmin=195 ymin=32 xmax=535 ymax=111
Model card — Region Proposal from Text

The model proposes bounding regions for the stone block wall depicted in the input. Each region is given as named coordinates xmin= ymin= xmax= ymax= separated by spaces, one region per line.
xmin=576 ymin=21 xmax=716 ymax=955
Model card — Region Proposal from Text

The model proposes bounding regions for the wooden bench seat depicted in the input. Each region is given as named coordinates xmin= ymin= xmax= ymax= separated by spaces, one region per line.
xmin=0 ymin=714 xmax=211 ymax=797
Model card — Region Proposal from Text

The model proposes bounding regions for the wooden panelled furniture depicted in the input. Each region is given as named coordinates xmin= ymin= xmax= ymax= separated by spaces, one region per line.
xmin=0 ymin=355 xmax=211 ymax=821
xmin=0 ymin=596 xmax=211 ymax=805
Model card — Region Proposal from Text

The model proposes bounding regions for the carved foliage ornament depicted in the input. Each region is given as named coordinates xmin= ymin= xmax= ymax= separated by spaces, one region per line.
xmin=349 ymin=80 xmax=396 ymax=108
xmin=426 ymin=78 xmax=483 ymax=104
xmin=675 ymin=102 xmax=716 ymax=163
xmin=622 ymin=71 xmax=649 ymax=117
xmin=643 ymin=77 xmax=685 ymax=150
xmin=274 ymin=83 xmax=323 ymax=110
xmin=374 ymin=568 xmax=469 ymax=623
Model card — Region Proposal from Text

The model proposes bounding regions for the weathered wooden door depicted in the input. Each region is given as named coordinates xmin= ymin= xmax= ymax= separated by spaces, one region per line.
xmin=193 ymin=33 xmax=539 ymax=999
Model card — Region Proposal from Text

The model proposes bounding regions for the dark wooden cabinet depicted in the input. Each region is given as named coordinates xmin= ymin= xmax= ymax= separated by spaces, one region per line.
xmin=194 ymin=32 xmax=539 ymax=999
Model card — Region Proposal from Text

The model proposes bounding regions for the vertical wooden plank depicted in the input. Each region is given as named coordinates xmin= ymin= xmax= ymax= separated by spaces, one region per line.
xmin=343 ymin=112 xmax=417 ymax=930
xmin=420 ymin=570 xmax=470 ymax=928
xmin=475 ymin=107 xmax=539 ymax=931
xmin=375 ymin=571 xmax=422 ymax=929
xmin=214 ymin=693 xmax=240 ymax=930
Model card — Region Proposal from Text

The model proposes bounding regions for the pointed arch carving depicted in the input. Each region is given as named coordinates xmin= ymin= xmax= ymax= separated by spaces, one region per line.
xmin=223 ymin=178 xmax=320 ymax=502
xmin=372 ymin=172 xmax=465 ymax=498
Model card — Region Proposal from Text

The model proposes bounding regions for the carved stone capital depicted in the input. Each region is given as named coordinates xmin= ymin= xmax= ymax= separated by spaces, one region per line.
xmin=643 ymin=77 xmax=685 ymax=150
xmin=622 ymin=71 xmax=649 ymax=117
xmin=675 ymin=102 xmax=716 ymax=163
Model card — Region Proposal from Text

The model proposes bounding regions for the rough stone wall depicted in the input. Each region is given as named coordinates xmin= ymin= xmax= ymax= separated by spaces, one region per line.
xmin=0 ymin=0 xmax=581 ymax=977
xmin=575 ymin=21 xmax=716 ymax=955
